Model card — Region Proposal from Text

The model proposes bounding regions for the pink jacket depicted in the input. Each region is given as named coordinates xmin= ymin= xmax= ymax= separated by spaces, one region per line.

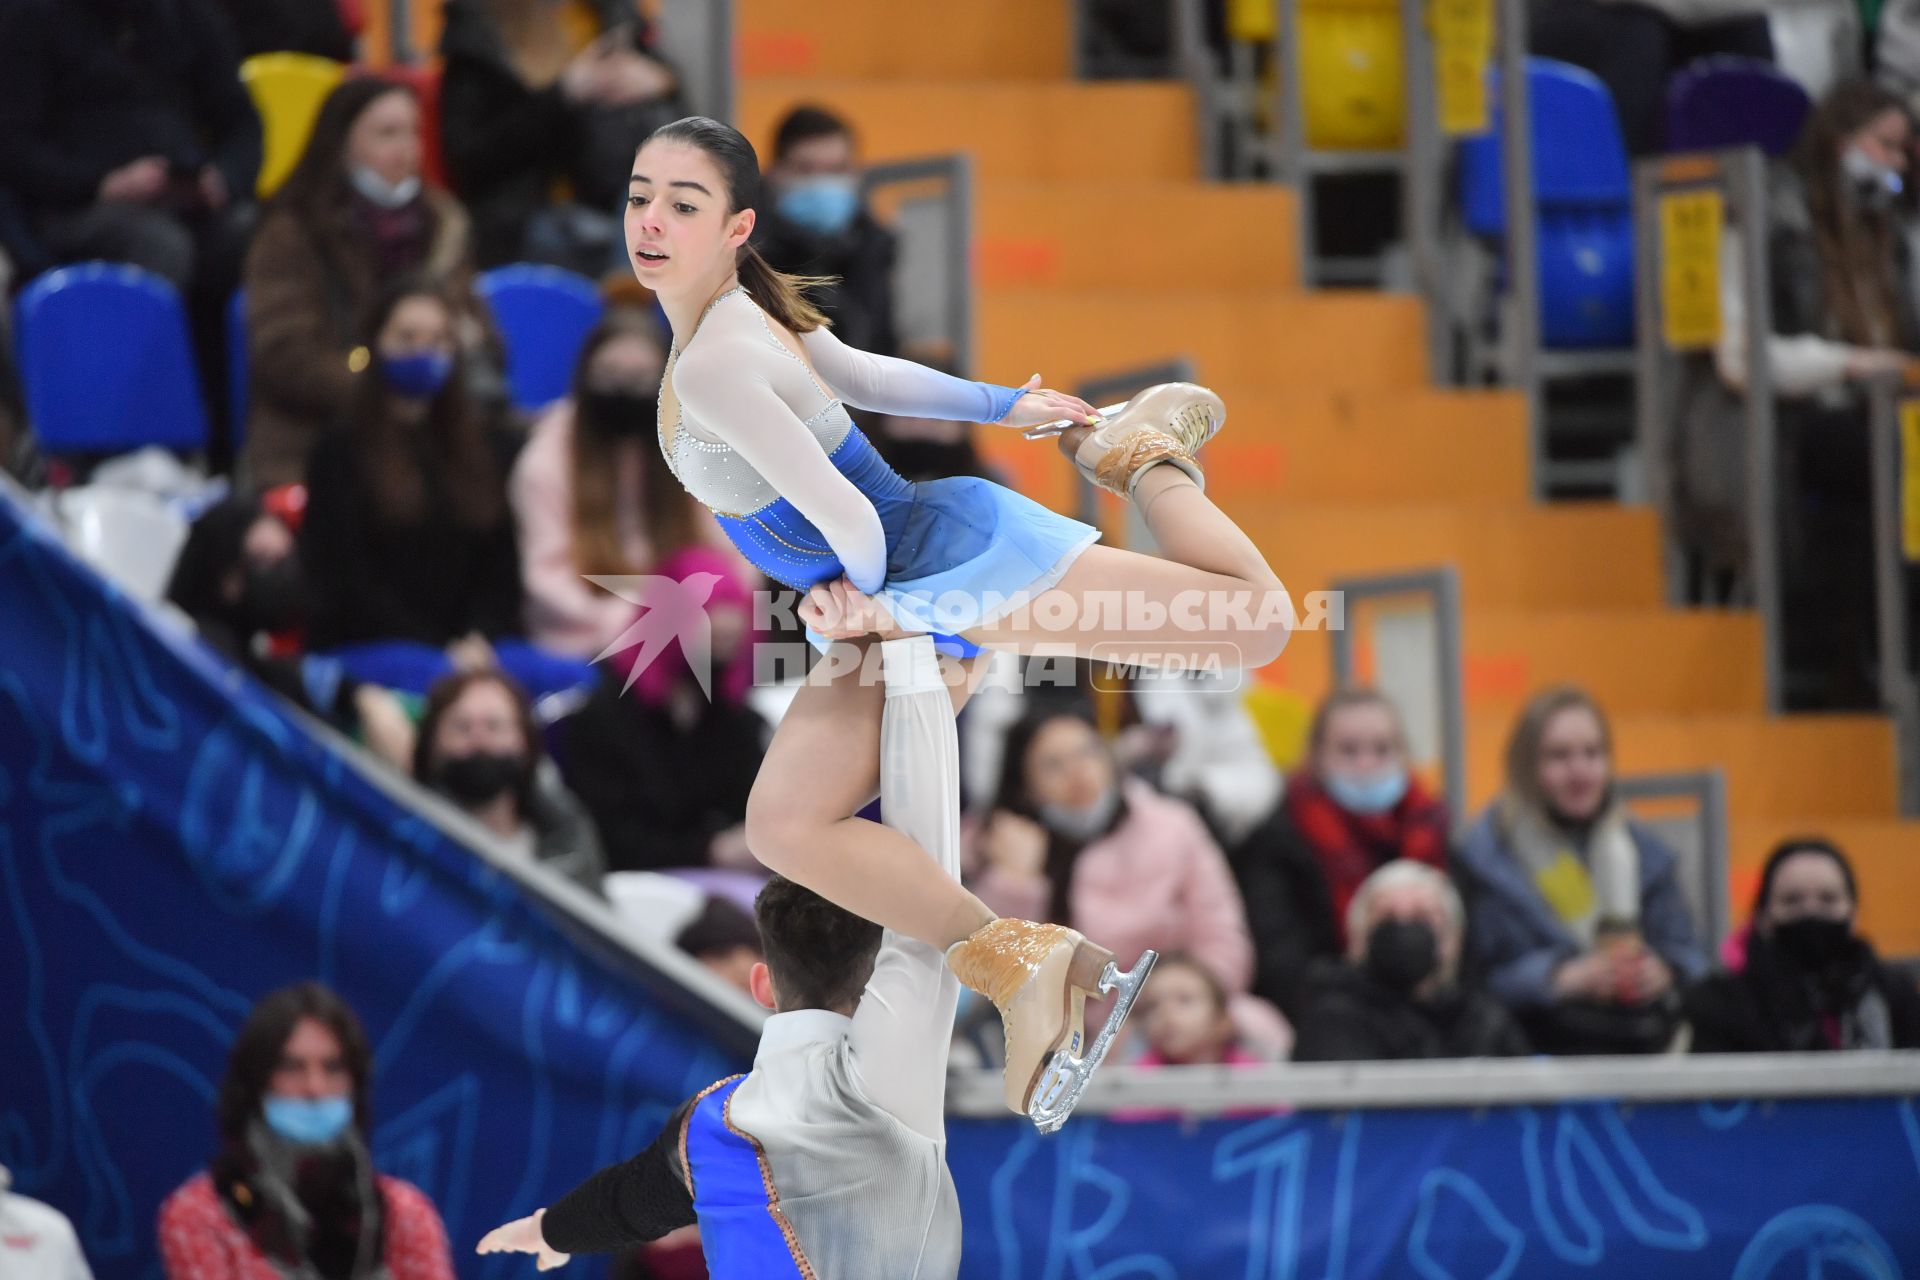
xmin=972 ymin=778 xmax=1257 ymax=994
xmin=508 ymin=400 xmax=748 ymax=658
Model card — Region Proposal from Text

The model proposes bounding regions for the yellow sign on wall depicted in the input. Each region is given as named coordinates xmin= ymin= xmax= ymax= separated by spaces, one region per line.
xmin=1900 ymin=400 xmax=1920 ymax=561
xmin=1429 ymin=0 xmax=1494 ymax=136
xmin=1658 ymin=188 xmax=1725 ymax=351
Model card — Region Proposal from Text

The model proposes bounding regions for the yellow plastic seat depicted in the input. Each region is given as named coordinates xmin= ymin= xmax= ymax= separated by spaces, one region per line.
xmin=242 ymin=53 xmax=349 ymax=198
xmin=1299 ymin=0 xmax=1405 ymax=150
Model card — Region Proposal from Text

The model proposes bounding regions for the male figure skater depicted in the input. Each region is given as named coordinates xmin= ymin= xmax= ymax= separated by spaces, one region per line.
xmin=479 ymin=629 xmax=967 ymax=1278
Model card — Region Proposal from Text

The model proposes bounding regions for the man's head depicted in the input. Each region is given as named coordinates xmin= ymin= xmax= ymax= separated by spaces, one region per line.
xmin=676 ymin=895 xmax=765 ymax=995
xmin=766 ymin=106 xmax=863 ymax=238
xmin=749 ymin=874 xmax=884 ymax=1014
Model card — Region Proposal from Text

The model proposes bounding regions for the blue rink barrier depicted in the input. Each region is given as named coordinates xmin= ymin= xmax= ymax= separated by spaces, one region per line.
xmin=946 ymin=1090 xmax=1920 ymax=1279
xmin=0 ymin=483 xmax=755 ymax=1280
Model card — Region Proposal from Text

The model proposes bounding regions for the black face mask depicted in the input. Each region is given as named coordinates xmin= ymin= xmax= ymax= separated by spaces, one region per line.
xmin=578 ymin=388 xmax=657 ymax=440
xmin=240 ymin=558 xmax=307 ymax=634
xmin=432 ymin=751 xmax=527 ymax=806
xmin=1770 ymin=916 xmax=1855 ymax=970
xmin=1364 ymin=918 xmax=1439 ymax=995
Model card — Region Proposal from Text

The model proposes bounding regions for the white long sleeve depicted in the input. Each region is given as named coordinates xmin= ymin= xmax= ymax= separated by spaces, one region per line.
xmin=1714 ymin=227 xmax=1863 ymax=397
xmin=848 ymin=634 xmax=962 ymax=1142
xmin=799 ymin=325 xmax=1023 ymax=423
xmin=671 ymin=332 xmax=891 ymax=592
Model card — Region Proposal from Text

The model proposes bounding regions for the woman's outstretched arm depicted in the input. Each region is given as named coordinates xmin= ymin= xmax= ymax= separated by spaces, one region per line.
xmin=799 ymin=325 xmax=1093 ymax=426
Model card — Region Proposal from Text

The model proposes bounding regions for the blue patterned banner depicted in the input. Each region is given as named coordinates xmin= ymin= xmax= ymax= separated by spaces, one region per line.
xmin=0 ymin=490 xmax=747 ymax=1280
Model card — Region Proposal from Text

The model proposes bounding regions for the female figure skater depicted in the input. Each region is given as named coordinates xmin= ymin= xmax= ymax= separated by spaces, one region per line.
xmin=630 ymin=116 xmax=1291 ymax=1130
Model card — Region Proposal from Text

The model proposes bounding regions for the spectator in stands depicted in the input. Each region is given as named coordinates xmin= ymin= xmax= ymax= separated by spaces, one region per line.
xmin=440 ymin=0 xmax=684 ymax=273
xmin=753 ymin=106 xmax=899 ymax=356
xmin=1292 ymin=860 xmax=1530 ymax=1062
xmin=207 ymin=0 xmax=355 ymax=61
xmin=1131 ymin=952 xmax=1261 ymax=1069
xmin=166 ymin=495 xmax=415 ymax=769
xmin=1454 ymin=686 xmax=1708 ymax=1054
xmin=0 ymin=1163 xmax=93 ymax=1280
xmin=1686 ymin=80 xmax=1917 ymax=707
xmin=675 ymin=895 xmax=765 ymax=995
xmin=509 ymin=311 xmax=744 ymax=657
xmin=243 ymin=77 xmax=489 ymax=488
xmin=0 ymin=0 xmax=260 ymax=422
xmin=301 ymin=279 xmax=522 ymax=656
xmin=157 ymin=982 xmax=454 ymax=1280
xmin=1685 ymin=837 xmax=1920 ymax=1051
xmin=560 ymin=547 xmax=767 ymax=874
xmin=1226 ymin=689 xmax=1450 ymax=1022
xmin=1528 ymin=0 xmax=1774 ymax=155
xmin=414 ymin=669 xmax=606 ymax=890
xmin=970 ymin=705 xmax=1290 ymax=1058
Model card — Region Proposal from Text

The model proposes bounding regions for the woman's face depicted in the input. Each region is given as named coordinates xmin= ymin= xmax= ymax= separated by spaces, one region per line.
xmin=625 ymin=139 xmax=753 ymax=293
xmin=1846 ymin=107 xmax=1912 ymax=177
xmin=1023 ymin=716 xmax=1114 ymax=811
xmin=376 ymin=294 xmax=455 ymax=362
xmin=1535 ymin=706 xmax=1610 ymax=823
xmin=1316 ymin=701 xmax=1403 ymax=783
xmin=1762 ymin=852 xmax=1855 ymax=932
xmin=271 ymin=1017 xmax=351 ymax=1101
xmin=585 ymin=331 xmax=667 ymax=398
xmin=433 ymin=680 xmax=529 ymax=766
xmin=345 ymin=90 xmax=422 ymax=186
xmin=1140 ymin=963 xmax=1230 ymax=1064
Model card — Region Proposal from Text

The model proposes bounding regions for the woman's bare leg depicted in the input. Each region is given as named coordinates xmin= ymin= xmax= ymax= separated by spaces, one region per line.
xmin=744 ymin=640 xmax=995 ymax=950
xmin=965 ymin=462 xmax=1292 ymax=667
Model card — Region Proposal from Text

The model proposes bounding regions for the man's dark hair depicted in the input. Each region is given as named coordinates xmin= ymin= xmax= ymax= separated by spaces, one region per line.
xmin=772 ymin=105 xmax=854 ymax=161
xmin=216 ymin=982 xmax=373 ymax=1146
xmin=676 ymin=895 xmax=764 ymax=961
xmin=752 ymin=875 xmax=883 ymax=1011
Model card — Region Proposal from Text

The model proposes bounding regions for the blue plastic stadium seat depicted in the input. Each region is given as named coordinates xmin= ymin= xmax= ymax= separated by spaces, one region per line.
xmin=476 ymin=264 xmax=605 ymax=412
xmin=1666 ymin=56 xmax=1812 ymax=157
xmin=15 ymin=262 xmax=210 ymax=454
xmin=1458 ymin=59 xmax=1636 ymax=349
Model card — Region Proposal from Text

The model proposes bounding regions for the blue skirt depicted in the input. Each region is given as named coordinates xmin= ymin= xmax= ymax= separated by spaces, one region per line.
xmin=715 ymin=430 xmax=1101 ymax=656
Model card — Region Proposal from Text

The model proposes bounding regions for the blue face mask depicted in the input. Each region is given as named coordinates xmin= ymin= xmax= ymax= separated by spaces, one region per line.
xmin=776 ymin=176 xmax=860 ymax=237
xmin=262 ymin=1095 xmax=353 ymax=1146
xmin=379 ymin=350 xmax=453 ymax=399
xmin=1325 ymin=767 xmax=1409 ymax=817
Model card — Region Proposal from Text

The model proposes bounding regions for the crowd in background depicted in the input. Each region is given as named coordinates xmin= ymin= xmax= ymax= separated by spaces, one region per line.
xmin=5 ymin=4 xmax=1920 ymax=1277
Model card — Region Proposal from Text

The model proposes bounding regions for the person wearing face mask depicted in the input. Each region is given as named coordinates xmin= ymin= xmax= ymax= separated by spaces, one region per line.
xmin=164 ymin=496 xmax=416 ymax=770
xmin=509 ymin=310 xmax=749 ymax=657
xmin=414 ymin=669 xmax=606 ymax=890
xmin=1684 ymin=838 xmax=1920 ymax=1052
xmin=300 ymin=281 xmax=528 ymax=674
xmin=969 ymin=706 xmax=1291 ymax=1059
xmin=1292 ymin=861 xmax=1529 ymax=1062
xmin=559 ymin=546 xmax=769 ymax=875
xmin=1679 ymin=81 xmax=1920 ymax=706
xmin=243 ymin=78 xmax=491 ymax=489
xmin=1454 ymin=686 xmax=1707 ymax=1055
xmin=1224 ymin=689 xmax=1450 ymax=1022
xmin=751 ymin=106 xmax=899 ymax=356
xmin=157 ymin=983 xmax=454 ymax=1280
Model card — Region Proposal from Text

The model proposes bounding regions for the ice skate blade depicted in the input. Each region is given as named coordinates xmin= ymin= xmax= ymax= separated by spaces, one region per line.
xmin=1021 ymin=401 xmax=1128 ymax=440
xmin=1026 ymin=950 xmax=1158 ymax=1134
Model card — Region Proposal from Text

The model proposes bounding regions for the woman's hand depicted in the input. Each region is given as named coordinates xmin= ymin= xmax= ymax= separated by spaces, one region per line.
xmin=981 ymin=811 xmax=1049 ymax=881
xmin=477 ymin=1210 xmax=570 ymax=1271
xmin=997 ymin=375 xmax=1098 ymax=431
xmin=798 ymin=577 xmax=915 ymax=641
xmin=1550 ymin=950 xmax=1616 ymax=1002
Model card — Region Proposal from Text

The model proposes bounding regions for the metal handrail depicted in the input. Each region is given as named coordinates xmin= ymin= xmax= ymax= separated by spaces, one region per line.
xmin=1632 ymin=147 xmax=1784 ymax=710
xmin=1328 ymin=566 xmax=1466 ymax=828
xmin=860 ymin=154 xmax=975 ymax=376
xmin=1614 ymin=768 xmax=1732 ymax=946
xmin=1867 ymin=379 xmax=1920 ymax=815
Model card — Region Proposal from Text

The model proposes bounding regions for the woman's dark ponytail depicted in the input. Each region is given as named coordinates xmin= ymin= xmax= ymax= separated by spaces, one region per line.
xmin=645 ymin=116 xmax=837 ymax=334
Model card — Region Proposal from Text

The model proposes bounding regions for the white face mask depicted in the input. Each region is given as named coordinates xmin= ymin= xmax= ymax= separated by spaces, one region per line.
xmin=1037 ymin=785 xmax=1120 ymax=842
xmin=349 ymin=165 xmax=421 ymax=210
xmin=1843 ymin=147 xmax=1904 ymax=208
